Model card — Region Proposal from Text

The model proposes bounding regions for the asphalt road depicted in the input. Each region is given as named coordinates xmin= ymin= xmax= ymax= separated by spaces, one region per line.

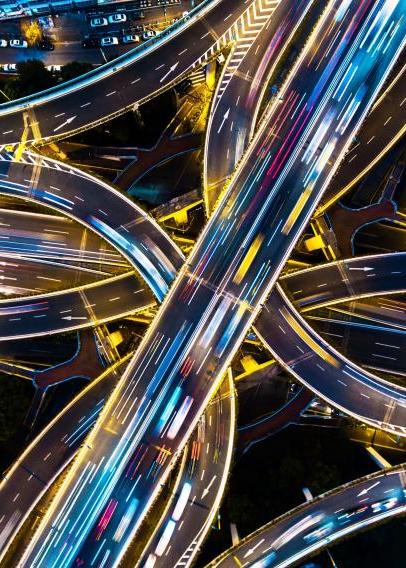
xmin=255 ymin=284 xmax=406 ymax=436
xmin=0 ymin=252 xmax=402 ymax=340
xmin=204 ymin=0 xmax=313 ymax=213
xmin=319 ymin=58 xmax=406 ymax=212
xmin=0 ymin=152 xmax=183 ymax=301
xmin=0 ymin=271 xmax=154 ymax=340
xmin=305 ymin=312 xmax=405 ymax=376
xmin=0 ymin=205 xmax=129 ymax=269
xmin=0 ymin=255 xmax=111 ymax=298
xmin=327 ymin=295 xmax=406 ymax=330
xmin=281 ymin=253 xmax=406 ymax=310
xmin=20 ymin=2 xmax=406 ymax=566
xmin=138 ymin=373 xmax=235 ymax=568
xmin=0 ymin=355 xmax=132 ymax=564
xmin=0 ymin=0 xmax=256 ymax=144
xmin=207 ymin=465 xmax=406 ymax=568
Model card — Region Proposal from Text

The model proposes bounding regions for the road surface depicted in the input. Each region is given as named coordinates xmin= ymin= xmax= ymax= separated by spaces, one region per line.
xmin=207 ymin=465 xmax=406 ymax=568
xmin=0 ymin=0 xmax=269 ymax=144
xmin=19 ymin=2 xmax=406 ymax=566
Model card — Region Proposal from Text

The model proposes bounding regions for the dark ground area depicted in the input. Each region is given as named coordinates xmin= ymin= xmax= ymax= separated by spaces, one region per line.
xmin=302 ymin=515 xmax=405 ymax=568
xmin=196 ymin=425 xmax=381 ymax=567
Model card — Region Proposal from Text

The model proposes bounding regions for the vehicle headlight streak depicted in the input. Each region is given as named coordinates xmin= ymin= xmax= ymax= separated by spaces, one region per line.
xmin=87 ymin=216 xmax=170 ymax=301
xmin=19 ymin=1 xmax=406 ymax=566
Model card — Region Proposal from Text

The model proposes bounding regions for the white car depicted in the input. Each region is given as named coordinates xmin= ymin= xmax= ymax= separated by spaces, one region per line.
xmin=10 ymin=39 xmax=28 ymax=48
xmin=100 ymin=36 xmax=118 ymax=47
xmin=90 ymin=17 xmax=108 ymax=27
xmin=0 ymin=39 xmax=7 ymax=47
xmin=142 ymin=30 xmax=156 ymax=40
xmin=108 ymin=13 xmax=126 ymax=24
xmin=122 ymin=34 xmax=140 ymax=44
xmin=3 ymin=63 xmax=17 ymax=72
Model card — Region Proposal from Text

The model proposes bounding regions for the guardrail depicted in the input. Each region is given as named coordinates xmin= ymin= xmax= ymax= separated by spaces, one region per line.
xmin=206 ymin=463 xmax=406 ymax=566
xmin=0 ymin=0 xmax=220 ymax=114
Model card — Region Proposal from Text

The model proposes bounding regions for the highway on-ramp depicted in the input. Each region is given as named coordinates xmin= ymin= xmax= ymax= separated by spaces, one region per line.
xmin=0 ymin=0 xmax=270 ymax=145
xmin=19 ymin=2 xmax=406 ymax=566
xmin=206 ymin=465 xmax=406 ymax=568
xmin=0 ymin=152 xmax=182 ymax=301
xmin=255 ymin=284 xmax=406 ymax=436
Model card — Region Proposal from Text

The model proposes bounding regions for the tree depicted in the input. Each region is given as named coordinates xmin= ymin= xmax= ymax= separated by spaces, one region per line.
xmin=21 ymin=19 xmax=42 ymax=46
xmin=15 ymin=59 xmax=56 ymax=96
xmin=60 ymin=61 xmax=93 ymax=83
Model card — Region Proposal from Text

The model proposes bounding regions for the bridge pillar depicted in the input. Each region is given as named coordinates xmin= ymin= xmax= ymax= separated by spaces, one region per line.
xmin=230 ymin=523 xmax=240 ymax=546
xmin=366 ymin=445 xmax=391 ymax=469
xmin=205 ymin=61 xmax=217 ymax=90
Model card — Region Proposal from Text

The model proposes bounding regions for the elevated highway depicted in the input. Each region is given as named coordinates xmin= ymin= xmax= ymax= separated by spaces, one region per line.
xmin=204 ymin=0 xmax=315 ymax=213
xmin=0 ymin=0 xmax=275 ymax=145
xmin=0 ymin=208 xmax=127 ymax=269
xmin=0 ymin=271 xmax=154 ymax=340
xmin=0 ymin=355 xmax=132 ymax=562
xmin=282 ymin=253 xmax=406 ymax=311
xmin=0 ymin=252 xmax=403 ymax=340
xmin=0 ymin=152 xmax=182 ymax=301
xmin=19 ymin=2 xmax=406 ymax=566
xmin=207 ymin=464 xmax=406 ymax=568
xmin=255 ymin=284 xmax=406 ymax=437
xmin=138 ymin=372 xmax=235 ymax=568
xmin=325 ymin=295 xmax=406 ymax=330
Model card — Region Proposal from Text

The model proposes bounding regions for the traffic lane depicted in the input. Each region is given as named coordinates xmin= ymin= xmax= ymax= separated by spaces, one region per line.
xmin=0 ymin=0 xmax=246 ymax=144
xmin=0 ymin=272 xmax=154 ymax=340
xmin=0 ymin=255 xmax=109 ymax=298
xmin=0 ymin=206 xmax=127 ymax=268
xmin=205 ymin=0 xmax=314 ymax=210
xmin=209 ymin=468 xmax=406 ymax=567
xmin=0 ymin=357 xmax=131 ymax=562
xmin=307 ymin=313 xmax=406 ymax=376
xmin=189 ymin=1 xmax=406 ymax=292
xmin=140 ymin=373 xmax=235 ymax=568
xmin=255 ymin=285 xmax=406 ymax=435
xmin=320 ymin=59 xmax=406 ymax=210
xmin=282 ymin=253 xmax=406 ymax=310
xmin=72 ymin=273 xmax=232 ymax=565
xmin=328 ymin=295 xmax=406 ymax=330
xmin=0 ymin=154 xmax=183 ymax=298
xmin=9 ymin=253 xmax=402 ymax=342
xmin=22 ymin=2 xmax=406 ymax=564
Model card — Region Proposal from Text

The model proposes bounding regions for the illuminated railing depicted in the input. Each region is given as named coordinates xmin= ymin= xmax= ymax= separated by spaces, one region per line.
xmin=0 ymin=0 xmax=219 ymax=114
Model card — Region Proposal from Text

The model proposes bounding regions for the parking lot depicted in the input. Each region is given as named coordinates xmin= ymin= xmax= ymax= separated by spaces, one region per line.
xmin=0 ymin=0 xmax=193 ymax=69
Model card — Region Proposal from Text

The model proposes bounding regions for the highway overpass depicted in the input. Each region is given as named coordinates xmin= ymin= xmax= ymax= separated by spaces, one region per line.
xmin=207 ymin=464 xmax=406 ymax=568
xmin=19 ymin=2 xmax=406 ymax=566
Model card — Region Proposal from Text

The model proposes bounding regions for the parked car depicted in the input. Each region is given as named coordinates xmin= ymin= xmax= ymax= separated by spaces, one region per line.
xmin=122 ymin=34 xmax=140 ymax=44
xmin=108 ymin=13 xmax=126 ymax=24
xmin=10 ymin=39 xmax=28 ymax=48
xmin=0 ymin=39 xmax=7 ymax=48
xmin=142 ymin=30 xmax=156 ymax=40
xmin=90 ymin=17 xmax=108 ymax=27
xmin=3 ymin=63 xmax=17 ymax=72
xmin=100 ymin=36 xmax=118 ymax=47
xmin=38 ymin=39 xmax=54 ymax=50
